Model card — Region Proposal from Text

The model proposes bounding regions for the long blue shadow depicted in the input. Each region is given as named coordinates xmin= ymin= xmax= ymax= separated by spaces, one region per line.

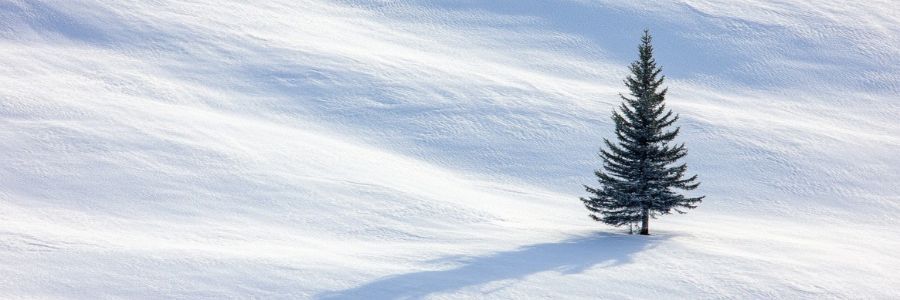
xmin=316 ymin=232 xmax=666 ymax=299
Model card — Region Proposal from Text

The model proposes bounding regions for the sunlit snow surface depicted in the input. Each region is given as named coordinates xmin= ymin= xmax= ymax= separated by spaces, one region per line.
xmin=1 ymin=0 xmax=899 ymax=298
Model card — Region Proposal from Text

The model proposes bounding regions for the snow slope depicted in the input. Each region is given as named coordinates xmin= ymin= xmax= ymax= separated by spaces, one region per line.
xmin=1 ymin=0 xmax=898 ymax=298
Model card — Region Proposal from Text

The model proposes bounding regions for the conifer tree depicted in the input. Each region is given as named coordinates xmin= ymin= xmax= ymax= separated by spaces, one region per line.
xmin=582 ymin=30 xmax=704 ymax=235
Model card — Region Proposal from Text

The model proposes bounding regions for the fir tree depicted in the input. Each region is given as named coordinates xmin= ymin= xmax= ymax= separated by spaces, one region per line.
xmin=582 ymin=30 xmax=704 ymax=235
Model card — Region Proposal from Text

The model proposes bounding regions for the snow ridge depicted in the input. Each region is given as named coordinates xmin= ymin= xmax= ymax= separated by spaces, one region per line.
xmin=1 ymin=0 xmax=898 ymax=298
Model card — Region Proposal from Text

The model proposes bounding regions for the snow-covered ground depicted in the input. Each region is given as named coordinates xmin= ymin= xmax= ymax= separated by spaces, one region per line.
xmin=1 ymin=0 xmax=898 ymax=298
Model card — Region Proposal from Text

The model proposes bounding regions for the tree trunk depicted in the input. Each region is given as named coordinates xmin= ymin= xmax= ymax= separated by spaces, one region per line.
xmin=640 ymin=209 xmax=650 ymax=235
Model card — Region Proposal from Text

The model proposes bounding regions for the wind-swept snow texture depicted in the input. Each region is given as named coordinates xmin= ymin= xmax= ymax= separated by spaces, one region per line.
xmin=1 ymin=0 xmax=898 ymax=299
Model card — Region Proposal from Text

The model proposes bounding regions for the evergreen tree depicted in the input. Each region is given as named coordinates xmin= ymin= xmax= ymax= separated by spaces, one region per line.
xmin=582 ymin=30 xmax=704 ymax=235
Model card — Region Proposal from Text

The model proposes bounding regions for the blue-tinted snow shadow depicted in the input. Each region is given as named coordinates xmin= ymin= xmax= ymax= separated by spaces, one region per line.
xmin=315 ymin=232 xmax=666 ymax=299
xmin=0 ymin=0 xmax=107 ymax=43
xmin=344 ymin=0 xmax=892 ymax=92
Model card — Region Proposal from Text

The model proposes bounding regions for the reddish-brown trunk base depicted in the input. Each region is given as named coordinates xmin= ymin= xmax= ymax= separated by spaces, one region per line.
xmin=640 ymin=209 xmax=650 ymax=235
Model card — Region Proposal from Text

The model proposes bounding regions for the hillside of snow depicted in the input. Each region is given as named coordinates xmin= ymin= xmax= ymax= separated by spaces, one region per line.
xmin=1 ymin=0 xmax=899 ymax=298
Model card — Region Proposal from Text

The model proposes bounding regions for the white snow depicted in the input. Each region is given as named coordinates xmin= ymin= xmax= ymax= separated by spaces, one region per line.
xmin=1 ymin=0 xmax=898 ymax=298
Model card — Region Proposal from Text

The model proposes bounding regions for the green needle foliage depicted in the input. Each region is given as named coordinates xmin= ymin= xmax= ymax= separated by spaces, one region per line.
xmin=582 ymin=30 xmax=704 ymax=235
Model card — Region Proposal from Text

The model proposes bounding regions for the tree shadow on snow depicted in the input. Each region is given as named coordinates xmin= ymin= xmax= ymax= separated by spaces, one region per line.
xmin=315 ymin=232 xmax=667 ymax=299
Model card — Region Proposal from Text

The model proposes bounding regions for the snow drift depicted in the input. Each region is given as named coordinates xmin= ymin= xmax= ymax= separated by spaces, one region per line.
xmin=1 ymin=0 xmax=898 ymax=298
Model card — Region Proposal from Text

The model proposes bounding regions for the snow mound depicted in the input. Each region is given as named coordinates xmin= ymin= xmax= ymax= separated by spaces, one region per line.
xmin=1 ymin=0 xmax=898 ymax=298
